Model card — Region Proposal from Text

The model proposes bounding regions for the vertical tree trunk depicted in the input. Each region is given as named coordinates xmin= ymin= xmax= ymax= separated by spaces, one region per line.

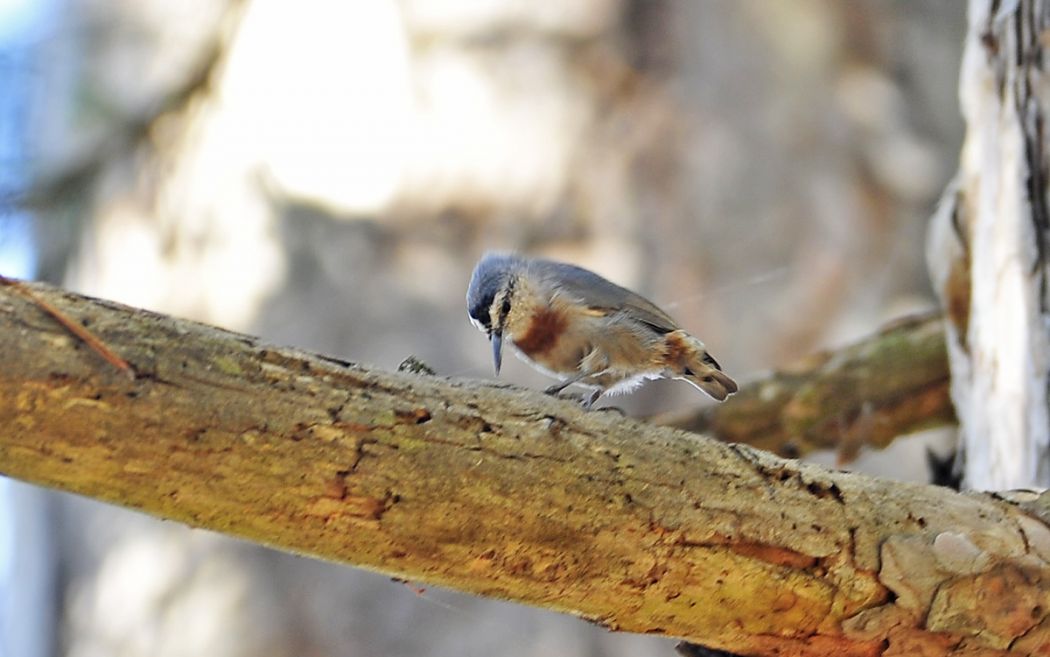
xmin=930 ymin=0 xmax=1050 ymax=490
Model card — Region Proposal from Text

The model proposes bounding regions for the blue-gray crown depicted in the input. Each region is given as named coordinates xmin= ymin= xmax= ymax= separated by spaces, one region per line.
xmin=466 ymin=252 xmax=521 ymax=332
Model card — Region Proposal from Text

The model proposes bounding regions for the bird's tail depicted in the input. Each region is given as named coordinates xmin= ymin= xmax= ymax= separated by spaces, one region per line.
xmin=666 ymin=331 xmax=738 ymax=401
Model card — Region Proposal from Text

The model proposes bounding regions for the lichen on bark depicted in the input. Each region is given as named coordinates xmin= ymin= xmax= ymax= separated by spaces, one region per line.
xmin=2 ymin=282 xmax=1050 ymax=656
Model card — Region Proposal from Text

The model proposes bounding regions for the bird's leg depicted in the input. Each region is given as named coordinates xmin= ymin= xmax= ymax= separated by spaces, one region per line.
xmin=544 ymin=370 xmax=590 ymax=396
xmin=545 ymin=348 xmax=607 ymax=395
xmin=546 ymin=379 xmax=604 ymax=412
xmin=545 ymin=377 xmax=603 ymax=410
xmin=581 ymin=388 xmax=603 ymax=410
xmin=545 ymin=349 xmax=610 ymax=409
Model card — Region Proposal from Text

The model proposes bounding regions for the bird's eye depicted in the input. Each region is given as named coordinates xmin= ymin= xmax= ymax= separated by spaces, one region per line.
xmin=683 ymin=367 xmax=694 ymax=376
xmin=501 ymin=297 xmax=511 ymax=317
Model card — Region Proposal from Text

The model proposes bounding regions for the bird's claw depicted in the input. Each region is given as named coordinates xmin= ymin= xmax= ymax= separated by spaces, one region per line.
xmin=543 ymin=386 xmax=603 ymax=410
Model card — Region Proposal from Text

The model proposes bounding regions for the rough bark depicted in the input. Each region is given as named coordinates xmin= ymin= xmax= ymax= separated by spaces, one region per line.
xmin=658 ymin=313 xmax=955 ymax=463
xmin=928 ymin=0 xmax=1050 ymax=489
xmin=2 ymin=282 xmax=1050 ymax=656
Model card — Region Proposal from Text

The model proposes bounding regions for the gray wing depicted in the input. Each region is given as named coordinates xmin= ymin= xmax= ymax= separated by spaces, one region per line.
xmin=529 ymin=258 xmax=680 ymax=333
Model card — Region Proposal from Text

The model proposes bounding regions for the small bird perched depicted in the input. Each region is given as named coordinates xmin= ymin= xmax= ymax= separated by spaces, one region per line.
xmin=466 ymin=252 xmax=737 ymax=408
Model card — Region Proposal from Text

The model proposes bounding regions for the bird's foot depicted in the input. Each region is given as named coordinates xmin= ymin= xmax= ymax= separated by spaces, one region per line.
xmin=580 ymin=389 xmax=602 ymax=410
xmin=544 ymin=386 xmax=603 ymax=410
xmin=543 ymin=386 xmax=582 ymax=403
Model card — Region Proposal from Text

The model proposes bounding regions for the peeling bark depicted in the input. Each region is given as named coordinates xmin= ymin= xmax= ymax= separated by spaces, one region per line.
xmin=928 ymin=0 xmax=1050 ymax=489
xmin=1 ymin=282 xmax=1049 ymax=656
xmin=658 ymin=313 xmax=955 ymax=463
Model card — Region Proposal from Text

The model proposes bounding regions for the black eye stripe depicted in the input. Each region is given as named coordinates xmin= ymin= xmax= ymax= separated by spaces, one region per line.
xmin=496 ymin=278 xmax=515 ymax=330
xmin=469 ymin=290 xmax=495 ymax=329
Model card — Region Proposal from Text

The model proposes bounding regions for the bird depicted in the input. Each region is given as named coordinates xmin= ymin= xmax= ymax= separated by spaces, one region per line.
xmin=466 ymin=252 xmax=737 ymax=408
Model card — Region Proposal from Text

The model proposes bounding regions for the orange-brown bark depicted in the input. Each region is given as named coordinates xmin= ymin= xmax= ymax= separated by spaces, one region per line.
xmin=1 ymin=282 xmax=1048 ymax=656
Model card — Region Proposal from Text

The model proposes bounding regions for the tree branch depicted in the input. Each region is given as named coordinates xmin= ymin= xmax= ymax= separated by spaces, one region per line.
xmin=658 ymin=313 xmax=955 ymax=463
xmin=1 ymin=283 xmax=1047 ymax=656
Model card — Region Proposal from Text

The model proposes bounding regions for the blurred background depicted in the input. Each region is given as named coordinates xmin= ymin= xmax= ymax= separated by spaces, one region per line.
xmin=0 ymin=1 xmax=965 ymax=656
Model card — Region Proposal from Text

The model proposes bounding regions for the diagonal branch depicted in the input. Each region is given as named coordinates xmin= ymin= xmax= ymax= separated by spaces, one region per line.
xmin=658 ymin=313 xmax=955 ymax=463
xmin=0 ymin=282 xmax=1047 ymax=657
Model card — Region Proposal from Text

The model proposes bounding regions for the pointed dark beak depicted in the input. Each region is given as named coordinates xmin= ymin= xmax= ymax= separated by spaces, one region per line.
xmin=491 ymin=332 xmax=503 ymax=375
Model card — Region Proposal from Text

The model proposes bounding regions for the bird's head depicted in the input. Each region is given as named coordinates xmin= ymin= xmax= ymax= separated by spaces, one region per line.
xmin=466 ymin=252 xmax=523 ymax=374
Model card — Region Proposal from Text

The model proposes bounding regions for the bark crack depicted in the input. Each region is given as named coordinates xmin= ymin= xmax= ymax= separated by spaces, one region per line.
xmin=3 ymin=280 xmax=1049 ymax=656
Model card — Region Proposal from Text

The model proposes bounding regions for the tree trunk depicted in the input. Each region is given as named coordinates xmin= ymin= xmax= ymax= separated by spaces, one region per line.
xmin=3 ymin=282 xmax=1050 ymax=656
xmin=929 ymin=0 xmax=1050 ymax=489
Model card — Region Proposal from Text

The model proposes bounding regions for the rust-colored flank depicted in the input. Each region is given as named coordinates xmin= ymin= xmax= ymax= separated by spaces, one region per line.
xmin=514 ymin=307 xmax=568 ymax=356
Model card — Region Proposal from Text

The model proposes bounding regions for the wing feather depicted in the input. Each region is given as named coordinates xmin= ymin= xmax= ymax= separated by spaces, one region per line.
xmin=528 ymin=259 xmax=679 ymax=333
